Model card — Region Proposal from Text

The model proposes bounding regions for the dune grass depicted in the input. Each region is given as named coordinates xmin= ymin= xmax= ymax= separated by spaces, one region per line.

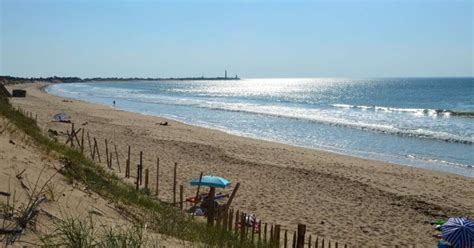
xmin=0 ymin=94 xmax=268 ymax=247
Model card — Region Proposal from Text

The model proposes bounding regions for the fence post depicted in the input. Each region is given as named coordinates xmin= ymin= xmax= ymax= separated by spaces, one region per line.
xmin=105 ymin=139 xmax=109 ymax=166
xmin=207 ymin=187 xmax=216 ymax=226
xmin=139 ymin=151 xmax=143 ymax=185
xmin=126 ymin=146 xmax=131 ymax=178
xmin=93 ymin=138 xmax=101 ymax=162
xmin=322 ymin=238 xmax=325 ymax=248
xmin=251 ymin=221 xmax=255 ymax=243
xmin=109 ymin=152 xmax=113 ymax=168
xmin=235 ymin=210 xmax=240 ymax=234
xmin=155 ymin=157 xmax=160 ymax=197
xmin=297 ymin=224 xmax=306 ymax=248
xmin=114 ymin=144 xmax=121 ymax=172
xmin=274 ymin=225 xmax=281 ymax=247
xmin=240 ymin=213 xmax=246 ymax=243
xmin=173 ymin=162 xmax=177 ymax=205
xmin=222 ymin=208 xmax=228 ymax=230
xmin=308 ymin=235 xmax=312 ymax=248
xmin=228 ymin=209 xmax=233 ymax=231
xmin=284 ymin=229 xmax=288 ymax=248
xmin=315 ymin=237 xmax=319 ymax=248
xmin=292 ymin=231 xmax=296 ymax=248
xmin=80 ymin=128 xmax=84 ymax=154
xmin=136 ymin=164 xmax=140 ymax=190
xmin=264 ymin=223 xmax=268 ymax=244
xmin=70 ymin=123 xmax=75 ymax=147
xmin=179 ymin=185 xmax=184 ymax=210
xmin=270 ymin=225 xmax=274 ymax=246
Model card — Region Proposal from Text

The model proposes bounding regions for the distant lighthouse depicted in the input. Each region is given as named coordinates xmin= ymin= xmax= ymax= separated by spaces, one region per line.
xmin=225 ymin=70 xmax=227 ymax=79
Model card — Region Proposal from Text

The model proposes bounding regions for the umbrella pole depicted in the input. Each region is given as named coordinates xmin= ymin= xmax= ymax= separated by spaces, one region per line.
xmin=207 ymin=187 xmax=216 ymax=226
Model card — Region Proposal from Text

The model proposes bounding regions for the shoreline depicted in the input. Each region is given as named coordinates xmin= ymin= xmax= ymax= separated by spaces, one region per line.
xmin=8 ymin=82 xmax=474 ymax=246
xmin=45 ymin=82 xmax=473 ymax=177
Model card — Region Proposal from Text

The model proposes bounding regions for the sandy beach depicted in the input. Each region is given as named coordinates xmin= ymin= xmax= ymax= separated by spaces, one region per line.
xmin=7 ymin=82 xmax=474 ymax=246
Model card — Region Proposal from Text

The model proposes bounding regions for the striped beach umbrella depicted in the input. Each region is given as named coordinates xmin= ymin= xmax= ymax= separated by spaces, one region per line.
xmin=440 ymin=217 xmax=474 ymax=248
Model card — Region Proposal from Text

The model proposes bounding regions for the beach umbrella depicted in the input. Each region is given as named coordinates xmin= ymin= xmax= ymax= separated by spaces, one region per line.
xmin=440 ymin=217 xmax=474 ymax=248
xmin=190 ymin=175 xmax=231 ymax=188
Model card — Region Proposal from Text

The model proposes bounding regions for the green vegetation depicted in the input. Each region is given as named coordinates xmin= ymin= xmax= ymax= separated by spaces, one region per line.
xmin=0 ymin=93 xmax=267 ymax=247
xmin=41 ymin=216 xmax=159 ymax=248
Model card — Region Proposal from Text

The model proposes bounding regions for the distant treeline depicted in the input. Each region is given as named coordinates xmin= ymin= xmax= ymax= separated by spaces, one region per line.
xmin=0 ymin=76 xmax=82 ymax=85
xmin=0 ymin=75 xmax=240 ymax=85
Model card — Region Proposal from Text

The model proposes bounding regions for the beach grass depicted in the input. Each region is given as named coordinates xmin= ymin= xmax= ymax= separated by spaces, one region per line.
xmin=0 ymin=94 xmax=267 ymax=247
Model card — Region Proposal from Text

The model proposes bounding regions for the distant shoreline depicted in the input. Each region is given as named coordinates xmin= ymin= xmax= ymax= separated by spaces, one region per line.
xmin=0 ymin=75 xmax=240 ymax=85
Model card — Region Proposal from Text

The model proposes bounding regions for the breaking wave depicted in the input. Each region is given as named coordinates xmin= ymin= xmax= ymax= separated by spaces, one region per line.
xmin=331 ymin=104 xmax=474 ymax=117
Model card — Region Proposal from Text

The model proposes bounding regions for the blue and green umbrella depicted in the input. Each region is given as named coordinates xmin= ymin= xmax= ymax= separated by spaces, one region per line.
xmin=190 ymin=175 xmax=231 ymax=188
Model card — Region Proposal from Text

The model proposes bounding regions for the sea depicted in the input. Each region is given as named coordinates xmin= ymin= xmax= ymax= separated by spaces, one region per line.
xmin=46 ymin=78 xmax=474 ymax=177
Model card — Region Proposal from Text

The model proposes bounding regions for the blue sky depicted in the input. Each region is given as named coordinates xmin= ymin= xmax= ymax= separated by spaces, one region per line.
xmin=1 ymin=0 xmax=472 ymax=78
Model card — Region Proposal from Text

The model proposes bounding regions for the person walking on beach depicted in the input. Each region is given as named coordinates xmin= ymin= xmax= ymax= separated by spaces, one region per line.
xmin=113 ymin=100 xmax=116 ymax=107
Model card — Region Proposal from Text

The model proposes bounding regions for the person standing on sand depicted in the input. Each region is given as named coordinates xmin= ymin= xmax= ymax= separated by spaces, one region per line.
xmin=113 ymin=100 xmax=115 ymax=107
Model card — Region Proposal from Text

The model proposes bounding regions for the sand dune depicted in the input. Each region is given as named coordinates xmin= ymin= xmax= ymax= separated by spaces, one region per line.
xmin=7 ymin=82 xmax=474 ymax=246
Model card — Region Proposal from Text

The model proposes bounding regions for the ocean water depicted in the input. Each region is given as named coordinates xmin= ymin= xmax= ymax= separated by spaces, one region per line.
xmin=46 ymin=78 xmax=474 ymax=177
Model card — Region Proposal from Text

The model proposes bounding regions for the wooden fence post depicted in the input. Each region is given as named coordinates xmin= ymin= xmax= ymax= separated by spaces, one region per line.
xmin=136 ymin=164 xmax=140 ymax=190
xmin=109 ymin=152 xmax=113 ymax=169
xmin=297 ymin=224 xmax=306 ymax=248
xmin=240 ymin=213 xmax=246 ymax=243
xmin=223 ymin=208 xmax=228 ymax=230
xmin=251 ymin=221 xmax=255 ymax=243
xmin=235 ymin=210 xmax=240 ymax=234
xmin=93 ymin=138 xmax=101 ymax=162
xmin=139 ymin=151 xmax=143 ymax=185
xmin=228 ymin=209 xmax=233 ymax=231
xmin=308 ymin=235 xmax=312 ymax=248
xmin=155 ymin=157 xmax=160 ymax=197
xmin=207 ymin=187 xmax=216 ymax=226
xmin=315 ymin=237 xmax=319 ymax=248
xmin=284 ymin=229 xmax=288 ymax=248
xmin=264 ymin=223 xmax=267 ymax=244
xmin=80 ymin=128 xmax=84 ymax=154
xmin=70 ymin=123 xmax=75 ymax=147
xmin=179 ymin=185 xmax=184 ymax=210
xmin=105 ymin=139 xmax=109 ymax=167
xmin=35 ymin=114 xmax=37 ymax=124
xmin=292 ymin=231 xmax=296 ymax=248
xmin=322 ymin=238 xmax=325 ymax=248
xmin=173 ymin=162 xmax=177 ymax=205
xmin=114 ymin=144 xmax=121 ymax=172
xmin=270 ymin=225 xmax=274 ymax=246
xmin=126 ymin=145 xmax=131 ymax=178
xmin=274 ymin=225 xmax=281 ymax=247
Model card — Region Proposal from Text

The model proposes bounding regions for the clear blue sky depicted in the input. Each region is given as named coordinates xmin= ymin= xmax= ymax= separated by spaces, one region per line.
xmin=1 ymin=0 xmax=472 ymax=78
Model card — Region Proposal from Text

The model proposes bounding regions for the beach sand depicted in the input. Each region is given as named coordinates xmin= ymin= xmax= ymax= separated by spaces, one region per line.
xmin=0 ymin=114 xmax=184 ymax=247
xmin=7 ymin=82 xmax=474 ymax=246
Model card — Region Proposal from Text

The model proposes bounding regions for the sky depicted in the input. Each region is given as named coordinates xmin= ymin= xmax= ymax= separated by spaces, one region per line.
xmin=0 ymin=0 xmax=473 ymax=78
